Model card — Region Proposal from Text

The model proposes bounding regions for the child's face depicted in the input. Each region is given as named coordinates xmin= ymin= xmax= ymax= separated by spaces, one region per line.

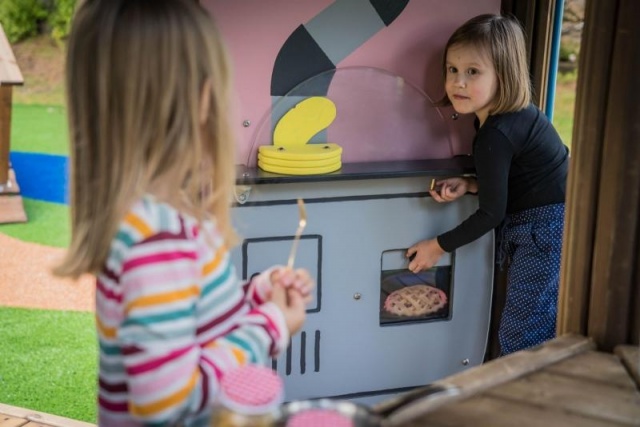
xmin=445 ymin=44 xmax=498 ymax=126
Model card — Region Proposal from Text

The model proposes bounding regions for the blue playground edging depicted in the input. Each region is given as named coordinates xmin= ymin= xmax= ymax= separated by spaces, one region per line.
xmin=10 ymin=152 xmax=69 ymax=205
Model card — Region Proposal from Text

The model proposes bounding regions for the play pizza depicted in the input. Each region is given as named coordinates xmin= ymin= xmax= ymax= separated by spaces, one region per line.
xmin=384 ymin=284 xmax=448 ymax=316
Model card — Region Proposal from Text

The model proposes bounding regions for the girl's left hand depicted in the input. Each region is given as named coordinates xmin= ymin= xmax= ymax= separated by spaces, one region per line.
xmin=430 ymin=177 xmax=472 ymax=203
xmin=270 ymin=267 xmax=314 ymax=304
xmin=406 ymin=239 xmax=445 ymax=273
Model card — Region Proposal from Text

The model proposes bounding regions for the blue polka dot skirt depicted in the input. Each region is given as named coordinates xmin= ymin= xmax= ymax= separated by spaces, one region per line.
xmin=496 ymin=203 xmax=565 ymax=355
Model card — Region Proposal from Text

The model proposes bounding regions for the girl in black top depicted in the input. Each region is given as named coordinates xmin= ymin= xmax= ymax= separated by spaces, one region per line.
xmin=407 ymin=14 xmax=569 ymax=355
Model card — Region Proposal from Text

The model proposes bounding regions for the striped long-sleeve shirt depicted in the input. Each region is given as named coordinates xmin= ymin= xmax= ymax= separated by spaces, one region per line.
xmin=96 ymin=195 xmax=289 ymax=427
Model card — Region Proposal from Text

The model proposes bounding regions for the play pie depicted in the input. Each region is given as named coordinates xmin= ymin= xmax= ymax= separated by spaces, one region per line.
xmin=384 ymin=285 xmax=447 ymax=316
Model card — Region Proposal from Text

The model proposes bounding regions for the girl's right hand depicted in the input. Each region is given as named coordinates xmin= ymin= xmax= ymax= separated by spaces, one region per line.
xmin=430 ymin=177 xmax=476 ymax=203
xmin=270 ymin=282 xmax=306 ymax=335
xmin=270 ymin=267 xmax=315 ymax=304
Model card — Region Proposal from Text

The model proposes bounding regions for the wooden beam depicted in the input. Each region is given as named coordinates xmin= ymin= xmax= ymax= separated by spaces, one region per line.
xmin=501 ymin=0 xmax=536 ymax=64
xmin=378 ymin=335 xmax=593 ymax=426
xmin=501 ymin=0 xmax=556 ymax=112
xmin=615 ymin=345 xmax=640 ymax=388
xmin=0 ymin=402 xmax=95 ymax=427
xmin=414 ymin=394 xmax=626 ymax=427
xmin=0 ymin=85 xmax=12 ymax=184
xmin=488 ymin=371 xmax=640 ymax=425
xmin=631 ymin=244 xmax=640 ymax=344
xmin=0 ymin=24 xmax=24 ymax=187
xmin=545 ymin=350 xmax=638 ymax=390
xmin=529 ymin=0 xmax=555 ymax=111
xmin=588 ymin=0 xmax=640 ymax=351
xmin=557 ymin=0 xmax=618 ymax=337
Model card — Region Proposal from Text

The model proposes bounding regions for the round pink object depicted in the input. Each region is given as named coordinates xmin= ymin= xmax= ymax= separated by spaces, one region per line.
xmin=219 ymin=365 xmax=283 ymax=414
xmin=286 ymin=409 xmax=354 ymax=427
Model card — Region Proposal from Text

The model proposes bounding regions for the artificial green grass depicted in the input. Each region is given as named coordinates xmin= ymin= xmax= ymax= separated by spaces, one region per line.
xmin=0 ymin=198 xmax=70 ymax=247
xmin=10 ymin=104 xmax=69 ymax=155
xmin=0 ymin=307 xmax=97 ymax=423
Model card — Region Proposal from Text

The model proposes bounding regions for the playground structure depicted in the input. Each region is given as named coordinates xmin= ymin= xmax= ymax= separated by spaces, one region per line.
xmin=0 ymin=0 xmax=638 ymax=425
xmin=0 ymin=24 xmax=26 ymax=224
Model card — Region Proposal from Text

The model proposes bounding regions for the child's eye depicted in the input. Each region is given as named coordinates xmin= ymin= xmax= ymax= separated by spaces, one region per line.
xmin=467 ymin=68 xmax=479 ymax=76
xmin=447 ymin=66 xmax=457 ymax=73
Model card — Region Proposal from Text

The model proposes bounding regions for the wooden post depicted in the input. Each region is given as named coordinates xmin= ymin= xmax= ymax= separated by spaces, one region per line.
xmin=0 ymin=24 xmax=26 ymax=223
xmin=587 ymin=0 xmax=640 ymax=350
xmin=558 ymin=0 xmax=640 ymax=350
xmin=501 ymin=0 xmax=557 ymax=114
xmin=557 ymin=0 xmax=619 ymax=338
xmin=0 ymin=84 xmax=12 ymax=185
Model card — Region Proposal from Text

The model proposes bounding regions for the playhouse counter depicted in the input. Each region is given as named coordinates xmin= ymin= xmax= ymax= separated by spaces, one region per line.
xmin=236 ymin=156 xmax=475 ymax=186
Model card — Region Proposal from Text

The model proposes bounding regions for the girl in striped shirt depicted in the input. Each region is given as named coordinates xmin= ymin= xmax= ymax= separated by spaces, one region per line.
xmin=54 ymin=1 xmax=313 ymax=426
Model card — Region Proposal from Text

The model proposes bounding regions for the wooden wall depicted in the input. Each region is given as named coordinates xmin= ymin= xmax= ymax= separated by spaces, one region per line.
xmin=558 ymin=0 xmax=640 ymax=351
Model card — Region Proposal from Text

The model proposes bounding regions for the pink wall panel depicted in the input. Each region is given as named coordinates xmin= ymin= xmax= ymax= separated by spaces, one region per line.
xmin=202 ymin=0 xmax=500 ymax=165
xmin=202 ymin=1 xmax=333 ymax=164
xmin=338 ymin=1 xmax=500 ymax=157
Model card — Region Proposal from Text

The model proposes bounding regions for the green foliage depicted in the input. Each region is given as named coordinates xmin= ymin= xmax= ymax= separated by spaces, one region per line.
xmin=0 ymin=307 xmax=97 ymax=423
xmin=0 ymin=0 xmax=48 ymax=43
xmin=0 ymin=0 xmax=76 ymax=43
xmin=559 ymin=42 xmax=580 ymax=62
xmin=50 ymin=0 xmax=77 ymax=41
xmin=559 ymin=36 xmax=581 ymax=62
xmin=557 ymin=68 xmax=578 ymax=83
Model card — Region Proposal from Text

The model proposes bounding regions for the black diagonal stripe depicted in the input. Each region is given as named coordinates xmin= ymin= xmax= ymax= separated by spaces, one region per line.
xmin=369 ymin=0 xmax=410 ymax=26
xmin=271 ymin=25 xmax=336 ymax=96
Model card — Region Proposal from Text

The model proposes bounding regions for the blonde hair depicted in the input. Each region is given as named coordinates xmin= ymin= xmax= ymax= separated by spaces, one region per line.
xmin=55 ymin=0 xmax=237 ymax=278
xmin=438 ymin=14 xmax=532 ymax=114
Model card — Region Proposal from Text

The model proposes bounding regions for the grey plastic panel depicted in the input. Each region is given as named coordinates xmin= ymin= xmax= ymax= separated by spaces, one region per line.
xmin=243 ymin=236 xmax=321 ymax=313
xmin=229 ymin=176 xmax=493 ymax=403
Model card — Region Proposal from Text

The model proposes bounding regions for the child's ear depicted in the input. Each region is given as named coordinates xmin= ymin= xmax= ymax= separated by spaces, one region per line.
xmin=199 ymin=79 xmax=212 ymax=125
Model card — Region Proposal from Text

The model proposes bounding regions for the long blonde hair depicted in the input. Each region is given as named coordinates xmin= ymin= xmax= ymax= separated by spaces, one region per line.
xmin=55 ymin=0 xmax=237 ymax=278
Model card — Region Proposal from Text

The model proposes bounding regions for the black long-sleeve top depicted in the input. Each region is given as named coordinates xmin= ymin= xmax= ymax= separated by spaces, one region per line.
xmin=437 ymin=104 xmax=569 ymax=252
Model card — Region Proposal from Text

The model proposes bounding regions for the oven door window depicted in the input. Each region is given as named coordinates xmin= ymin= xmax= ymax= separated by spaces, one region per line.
xmin=380 ymin=249 xmax=452 ymax=326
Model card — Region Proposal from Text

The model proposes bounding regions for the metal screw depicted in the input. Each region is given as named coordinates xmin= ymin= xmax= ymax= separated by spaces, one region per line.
xmin=353 ymin=293 xmax=362 ymax=300
xmin=462 ymin=358 xmax=470 ymax=366
xmin=242 ymin=120 xmax=251 ymax=127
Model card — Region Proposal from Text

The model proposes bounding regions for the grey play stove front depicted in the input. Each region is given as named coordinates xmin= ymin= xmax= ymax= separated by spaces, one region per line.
xmin=230 ymin=158 xmax=494 ymax=405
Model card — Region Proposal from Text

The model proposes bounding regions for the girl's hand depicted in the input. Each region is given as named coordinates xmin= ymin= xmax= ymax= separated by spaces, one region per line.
xmin=430 ymin=177 xmax=476 ymax=203
xmin=270 ymin=267 xmax=314 ymax=305
xmin=406 ymin=239 xmax=445 ymax=273
xmin=270 ymin=282 xmax=306 ymax=335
